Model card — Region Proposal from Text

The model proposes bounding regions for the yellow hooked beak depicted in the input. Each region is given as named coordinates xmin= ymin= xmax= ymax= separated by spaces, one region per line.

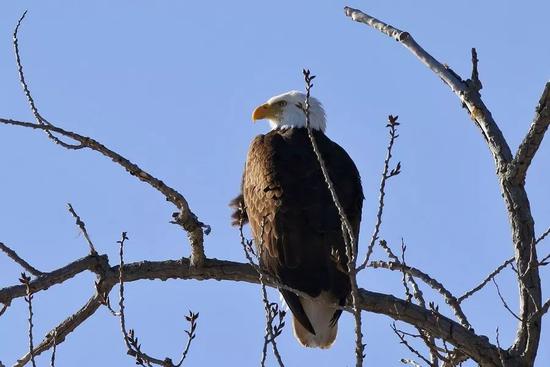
xmin=252 ymin=103 xmax=281 ymax=122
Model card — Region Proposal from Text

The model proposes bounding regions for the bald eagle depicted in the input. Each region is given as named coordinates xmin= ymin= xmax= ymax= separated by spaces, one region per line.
xmin=231 ymin=90 xmax=363 ymax=348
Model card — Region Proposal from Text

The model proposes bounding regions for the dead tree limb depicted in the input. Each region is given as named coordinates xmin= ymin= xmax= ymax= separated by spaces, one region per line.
xmin=8 ymin=11 xmax=208 ymax=266
xmin=0 ymin=254 xmax=505 ymax=366
xmin=0 ymin=116 xmax=207 ymax=266
xmin=344 ymin=6 xmax=546 ymax=365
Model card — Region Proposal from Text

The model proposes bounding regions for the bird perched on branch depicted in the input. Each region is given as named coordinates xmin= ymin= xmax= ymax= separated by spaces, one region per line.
xmin=231 ymin=90 xmax=363 ymax=348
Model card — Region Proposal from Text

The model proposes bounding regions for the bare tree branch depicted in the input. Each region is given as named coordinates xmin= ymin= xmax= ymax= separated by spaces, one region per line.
xmin=495 ymin=328 xmax=508 ymax=367
xmin=344 ymin=7 xmax=513 ymax=167
xmin=300 ymin=69 xmax=364 ymax=366
xmin=392 ymin=322 xmax=432 ymax=366
xmin=19 ymin=273 xmax=37 ymax=367
xmin=1 ymin=253 xmax=505 ymax=366
xmin=0 ymin=117 xmax=207 ymax=267
xmin=67 ymin=203 xmax=98 ymax=255
xmin=398 ymin=240 xmax=440 ymax=367
xmin=112 ymin=232 xmax=199 ymax=367
xmin=13 ymin=11 xmax=83 ymax=150
xmin=0 ymin=303 xmax=8 ymax=317
xmin=540 ymin=299 xmax=550 ymax=317
xmin=459 ymin=259 xmax=513 ymax=304
xmin=536 ymin=226 xmax=550 ymax=245
xmin=238 ymin=208 xmax=285 ymax=367
xmin=0 ymin=254 xmax=110 ymax=304
xmin=492 ymin=279 xmax=521 ymax=322
xmin=511 ymin=82 xmax=550 ymax=185
xmin=369 ymin=259 xmax=470 ymax=330
xmin=344 ymin=6 xmax=543 ymax=364
xmin=4 ymin=8 xmax=546 ymax=366
xmin=175 ymin=311 xmax=199 ymax=367
xmin=9 ymin=12 xmax=209 ymax=266
xmin=116 ymin=233 xmax=164 ymax=366
xmin=357 ymin=115 xmax=401 ymax=272
xmin=14 ymin=292 xmax=107 ymax=367
xmin=460 ymin=225 xmax=550 ymax=303
xmin=49 ymin=331 xmax=57 ymax=367
xmin=0 ymin=242 xmax=44 ymax=276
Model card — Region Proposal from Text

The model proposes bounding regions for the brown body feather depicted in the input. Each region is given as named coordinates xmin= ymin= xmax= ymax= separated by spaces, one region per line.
xmin=231 ymin=127 xmax=363 ymax=347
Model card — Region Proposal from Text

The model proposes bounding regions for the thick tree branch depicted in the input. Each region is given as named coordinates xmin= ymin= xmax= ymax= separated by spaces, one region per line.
xmin=0 ymin=254 xmax=110 ymax=305
xmin=344 ymin=6 xmax=543 ymax=364
xmin=344 ymin=7 xmax=513 ymax=168
xmin=1 ymin=255 xmax=504 ymax=366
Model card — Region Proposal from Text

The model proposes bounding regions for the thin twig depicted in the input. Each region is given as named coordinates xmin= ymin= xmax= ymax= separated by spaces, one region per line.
xmin=536 ymin=226 xmax=550 ymax=245
xmin=115 ymin=232 xmax=198 ymax=367
xmin=67 ymin=203 xmax=98 ymax=255
xmin=116 ymin=233 xmax=158 ymax=366
xmin=258 ymin=219 xmax=285 ymax=367
xmin=459 ymin=259 xmax=513 ymax=303
xmin=400 ymin=240 xmax=413 ymax=303
xmin=526 ymin=298 xmax=550 ymax=324
xmin=19 ymin=273 xmax=37 ymax=367
xmin=50 ymin=330 xmax=57 ymax=367
xmin=301 ymin=69 xmax=364 ymax=366
xmin=357 ymin=115 xmax=401 ymax=272
xmin=0 ymin=242 xmax=44 ymax=276
xmin=0 ymin=117 xmax=208 ymax=267
xmin=369 ymin=257 xmax=471 ymax=329
xmin=460 ymin=226 xmax=549 ymax=303
xmin=11 ymin=10 xmax=208 ymax=264
xmin=392 ymin=322 xmax=432 ymax=366
xmin=239 ymin=213 xmax=285 ymax=367
xmin=13 ymin=11 xmax=83 ymax=150
xmin=174 ymin=311 xmax=199 ymax=367
xmin=492 ymin=278 xmax=521 ymax=322
xmin=398 ymin=240 xmax=439 ymax=366
xmin=495 ymin=328 xmax=507 ymax=367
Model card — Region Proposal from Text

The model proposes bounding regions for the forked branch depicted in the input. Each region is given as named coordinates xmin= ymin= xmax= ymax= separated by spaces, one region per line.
xmin=344 ymin=6 xmax=545 ymax=365
xmin=6 ymin=11 xmax=208 ymax=266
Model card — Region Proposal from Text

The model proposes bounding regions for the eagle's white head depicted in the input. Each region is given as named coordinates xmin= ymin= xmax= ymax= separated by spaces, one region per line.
xmin=252 ymin=90 xmax=326 ymax=132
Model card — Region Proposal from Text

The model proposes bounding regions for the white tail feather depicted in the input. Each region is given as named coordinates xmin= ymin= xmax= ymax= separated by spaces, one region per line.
xmin=292 ymin=292 xmax=338 ymax=348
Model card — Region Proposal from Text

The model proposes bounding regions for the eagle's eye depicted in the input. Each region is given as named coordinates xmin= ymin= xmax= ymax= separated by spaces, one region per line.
xmin=277 ymin=100 xmax=287 ymax=107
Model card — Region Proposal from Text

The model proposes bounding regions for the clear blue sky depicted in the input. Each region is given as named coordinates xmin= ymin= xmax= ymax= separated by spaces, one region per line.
xmin=1 ymin=1 xmax=548 ymax=366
